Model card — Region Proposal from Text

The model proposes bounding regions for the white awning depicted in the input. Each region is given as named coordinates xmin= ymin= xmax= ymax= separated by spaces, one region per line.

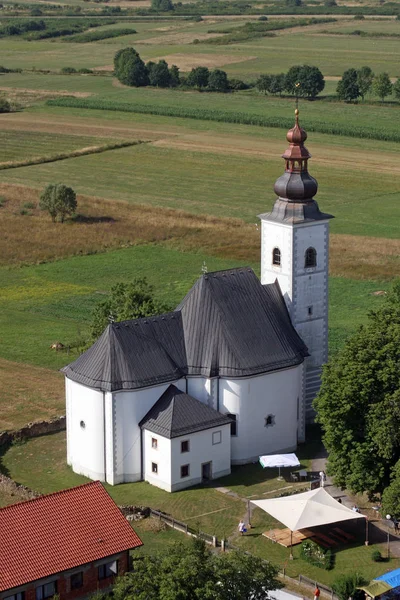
xmin=259 ymin=453 xmax=300 ymax=469
xmin=252 ymin=487 xmax=366 ymax=531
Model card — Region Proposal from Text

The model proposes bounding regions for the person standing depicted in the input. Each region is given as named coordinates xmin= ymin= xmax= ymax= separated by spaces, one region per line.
xmin=238 ymin=520 xmax=246 ymax=535
xmin=314 ymin=585 xmax=321 ymax=600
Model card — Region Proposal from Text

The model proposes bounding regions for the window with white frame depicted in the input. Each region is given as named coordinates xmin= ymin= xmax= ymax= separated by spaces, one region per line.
xmin=98 ymin=560 xmax=118 ymax=580
xmin=152 ymin=462 xmax=158 ymax=474
xmin=151 ymin=437 xmax=158 ymax=449
xmin=272 ymin=247 xmax=281 ymax=266
xmin=212 ymin=431 xmax=222 ymax=445
xmin=181 ymin=440 xmax=190 ymax=453
xmin=36 ymin=582 xmax=57 ymax=600
xmin=181 ymin=464 xmax=190 ymax=478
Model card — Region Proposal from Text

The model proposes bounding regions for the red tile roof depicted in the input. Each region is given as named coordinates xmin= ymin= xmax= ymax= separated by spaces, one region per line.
xmin=0 ymin=481 xmax=142 ymax=592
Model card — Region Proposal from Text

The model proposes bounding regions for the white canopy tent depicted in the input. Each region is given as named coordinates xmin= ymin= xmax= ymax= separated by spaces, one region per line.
xmin=252 ymin=488 xmax=367 ymax=556
xmin=259 ymin=453 xmax=300 ymax=479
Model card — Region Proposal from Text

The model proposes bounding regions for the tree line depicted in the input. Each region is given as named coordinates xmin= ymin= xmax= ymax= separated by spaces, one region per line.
xmin=114 ymin=47 xmax=246 ymax=92
xmin=256 ymin=64 xmax=325 ymax=99
xmin=337 ymin=66 xmax=397 ymax=102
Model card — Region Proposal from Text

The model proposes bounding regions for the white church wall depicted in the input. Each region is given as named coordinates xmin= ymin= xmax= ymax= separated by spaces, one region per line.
xmin=66 ymin=378 xmax=106 ymax=481
xmin=187 ymin=377 xmax=217 ymax=410
xmin=220 ymin=366 xmax=302 ymax=464
xmin=261 ymin=220 xmax=293 ymax=310
xmin=170 ymin=425 xmax=231 ymax=492
xmin=113 ymin=378 xmax=185 ymax=484
xmin=143 ymin=430 xmax=172 ymax=492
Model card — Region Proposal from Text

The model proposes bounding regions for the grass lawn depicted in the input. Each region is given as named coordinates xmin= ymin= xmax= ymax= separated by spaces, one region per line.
xmin=2 ymin=429 xmax=399 ymax=584
xmin=1 ymin=116 xmax=400 ymax=239
xmin=0 ymin=243 xmax=389 ymax=371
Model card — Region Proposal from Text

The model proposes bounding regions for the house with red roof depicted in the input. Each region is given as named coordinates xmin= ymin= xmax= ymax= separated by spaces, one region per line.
xmin=0 ymin=481 xmax=142 ymax=600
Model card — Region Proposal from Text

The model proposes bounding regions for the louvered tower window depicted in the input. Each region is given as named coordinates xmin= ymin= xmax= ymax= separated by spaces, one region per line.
xmin=305 ymin=247 xmax=317 ymax=268
xmin=272 ymin=247 xmax=281 ymax=266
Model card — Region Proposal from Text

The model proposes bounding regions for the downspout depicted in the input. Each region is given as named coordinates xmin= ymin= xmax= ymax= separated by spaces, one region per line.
xmin=103 ymin=391 xmax=106 ymax=482
xmin=185 ymin=375 xmax=188 ymax=393
xmin=217 ymin=377 xmax=220 ymax=412
xmin=140 ymin=427 xmax=144 ymax=481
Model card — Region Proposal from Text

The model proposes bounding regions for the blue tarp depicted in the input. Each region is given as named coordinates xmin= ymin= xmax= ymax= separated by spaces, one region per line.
xmin=376 ymin=569 xmax=400 ymax=589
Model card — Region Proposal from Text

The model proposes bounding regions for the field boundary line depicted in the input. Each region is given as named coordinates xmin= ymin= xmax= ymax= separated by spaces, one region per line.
xmin=0 ymin=139 xmax=150 ymax=171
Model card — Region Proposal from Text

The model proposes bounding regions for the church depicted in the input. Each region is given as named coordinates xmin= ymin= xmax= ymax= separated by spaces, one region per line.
xmin=62 ymin=110 xmax=333 ymax=492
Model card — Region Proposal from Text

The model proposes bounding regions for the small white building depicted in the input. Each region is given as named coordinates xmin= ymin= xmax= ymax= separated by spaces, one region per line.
xmin=63 ymin=111 xmax=333 ymax=491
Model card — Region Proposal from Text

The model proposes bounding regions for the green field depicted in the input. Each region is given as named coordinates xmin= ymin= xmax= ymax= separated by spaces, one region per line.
xmin=2 ymin=16 xmax=400 ymax=76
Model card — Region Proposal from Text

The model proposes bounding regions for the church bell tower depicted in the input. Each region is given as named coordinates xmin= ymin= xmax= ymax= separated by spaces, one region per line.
xmin=259 ymin=110 xmax=334 ymax=422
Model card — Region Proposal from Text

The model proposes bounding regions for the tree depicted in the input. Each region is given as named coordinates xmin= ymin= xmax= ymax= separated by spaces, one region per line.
xmin=373 ymin=72 xmax=392 ymax=102
xmin=393 ymin=77 xmax=400 ymax=100
xmin=208 ymin=69 xmax=229 ymax=92
xmin=149 ymin=60 xmax=171 ymax=87
xmin=113 ymin=48 xmax=149 ymax=87
xmin=0 ymin=98 xmax=10 ymax=113
xmin=112 ymin=538 xmax=280 ymax=600
xmin=268 ymin=73 xmax=286 ymax=96
xmin=382 ymin=459 xmax=400 ymax=519
xmin=357 ymin=65 xmax=374 ymax=101
xmin=336 ymin=68 xmax=360 ymax=102
xmin=187 ymin=66 xmax=210 ymax=89
xmin=332 ymin=574 xmax=365 ymax=600
xmin=151 ymin=0 xmax=174 ymax=10
xmin=314 ymin=282 xmax=400 ymax=498
xmin=39 ymin=183 xmax=77 ymax=223
xmin=256 ymin=74 xmax=271 ymax=95
xmin=169 ymin=64 xmax=180 ymax=87
xmin=89 ymin=278 xmax=170 ymax=340
xmin=285 ymin=65 xmax=325 ymax=99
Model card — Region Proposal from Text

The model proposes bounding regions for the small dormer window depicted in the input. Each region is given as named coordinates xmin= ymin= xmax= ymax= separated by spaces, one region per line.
xmin=305 ymin=247 xmax=317 ymax=268
xmin=272 ymin=247 xmax=281 ymax=266
xmin=265 ymin=414 xmax=275 ymax=428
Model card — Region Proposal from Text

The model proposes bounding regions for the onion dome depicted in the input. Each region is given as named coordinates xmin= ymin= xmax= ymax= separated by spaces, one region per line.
xmin=274 ymin=109 xmax=318 ymax=202
xmin=259 ymin=110 xmax=334 ymax=224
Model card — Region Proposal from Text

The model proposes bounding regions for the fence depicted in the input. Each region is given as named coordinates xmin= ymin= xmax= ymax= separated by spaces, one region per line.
xmin=148 ymin=508 xmax=337 ymax=599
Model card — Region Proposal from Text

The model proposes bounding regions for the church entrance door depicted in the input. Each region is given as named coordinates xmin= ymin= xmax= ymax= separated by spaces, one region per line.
xmin=201 ymin=462 xmax=212 ymax=482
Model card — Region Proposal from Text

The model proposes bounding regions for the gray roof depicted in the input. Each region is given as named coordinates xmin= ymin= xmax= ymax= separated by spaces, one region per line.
xmin=177 ymin=268 xmax=308 ymax=378
xmin=61 ymin=312 xmax=187 ymax=392
xmin=62 ymin=268 xmax=308 ymax=391
xmin=259 ymin=198 xmax=334 ymax=225
xmin=139 ymin=384 xmax=233 ymax=438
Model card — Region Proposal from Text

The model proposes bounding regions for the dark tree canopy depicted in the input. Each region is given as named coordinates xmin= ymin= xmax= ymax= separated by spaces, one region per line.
xmin=89 ymin=278 xmax=170 ymax=340
xmin=314 ymin=282 xmax=400 ymax=497
xmin=256 ymin=74 xmax=271 ymax=95
xmin=151 ymin=0 xmax=174 ymax=10
xmin=169 ymin=64 xmax=180 ymax=87
xmin=148 ymin=60 xmax=171 ymax=87
xmin=285 ymin=65 xmax=325 ymax=99
xmin=208 ymin=69 xmax=229 ymax=92
xmin=269 ymin=73 xmax=286 ymax=96
xmin=111 ymin=538 xmax=281 ymax=600
xmin=336 ymin=68 xmax=360 ymax=102
xmin=114 ymin=48 xmax=149 ymax=87
xmin=187 ymin=66 xmax=210 ymax=88
xmin=357 ymin=66 xmax=374 ymax=101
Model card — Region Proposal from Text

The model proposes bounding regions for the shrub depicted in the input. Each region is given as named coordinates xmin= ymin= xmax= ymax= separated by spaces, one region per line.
xmin=371 ymin=549 xmax=383 ymax=562
xmin=22 ymin=201 xmax=36 ymax=209
xmin=258 ymin=15 xmax=268 ymax=20
xmin=0 ymin=98 xmax=11 ymax=113
xmin=300 ymin=539 xmax=333 ymax=570
xmin=61 ymin=66 xmax=77 ymax=74
xmin=0 ymin=196 xmax=5 ymax=207
xmin=78 ymin=68 xmax=93 ymax=74
xmin=19 ymin=208 xmax=31 ymax=216
xmin=332 ymin=574 xmax=366 ymax=600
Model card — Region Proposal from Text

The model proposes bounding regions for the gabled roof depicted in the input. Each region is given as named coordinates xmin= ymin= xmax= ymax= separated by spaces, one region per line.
xmin=178 ymin=268 xmax=308 ymax=378
xmin=63 ymin=268 xmax=308 ymax=391
xmin=139 ymin=384 xmax=232 ymax=438
xmin=0 ymin=481 xmax=142 ymax=592
xmin=62 ymin=311 xmax=187 ymax=392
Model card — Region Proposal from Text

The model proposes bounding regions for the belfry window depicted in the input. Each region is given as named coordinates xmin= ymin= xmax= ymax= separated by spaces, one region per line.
xmin=305 ymin=247 xmax=317 ymax=268
xmin=272 ymin=247 xmax=281 ymax=266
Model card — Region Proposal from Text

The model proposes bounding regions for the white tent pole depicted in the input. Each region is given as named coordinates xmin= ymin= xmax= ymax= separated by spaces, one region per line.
xmin=290 ymin=530 xmax=293 ymax=560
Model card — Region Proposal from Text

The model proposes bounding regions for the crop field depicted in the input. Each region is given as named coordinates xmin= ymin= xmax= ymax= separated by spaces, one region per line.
xmin=2 ymin=16 xmax=400 ymax=76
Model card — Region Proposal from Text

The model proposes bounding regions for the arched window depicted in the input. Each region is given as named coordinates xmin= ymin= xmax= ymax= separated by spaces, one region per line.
xmin=272 ymin=247 xmax=281 ymax=266
xmin=305 ymin=247 xmax=317 ymax=268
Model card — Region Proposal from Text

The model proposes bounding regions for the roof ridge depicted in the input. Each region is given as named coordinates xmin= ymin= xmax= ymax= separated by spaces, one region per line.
xmin=0 ymin=480 xmax=102 ymax=514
